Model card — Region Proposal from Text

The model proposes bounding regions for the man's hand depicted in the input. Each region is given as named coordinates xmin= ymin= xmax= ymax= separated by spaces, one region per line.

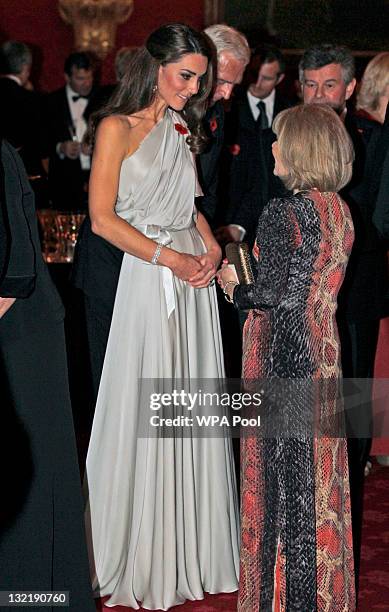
xmin=214 ymin=225 xmax=243 ymax=246
xmin=0 ymin=297 xmax=16 ymax=319
xmin=60 ymin=140 xmax=81 ymax=159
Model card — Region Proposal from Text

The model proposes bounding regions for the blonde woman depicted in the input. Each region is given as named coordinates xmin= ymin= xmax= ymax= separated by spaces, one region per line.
xmin=218 ymin=104 xmax=356 ymax=611
xmin=356 ymin=52 xmax=389 ymax=125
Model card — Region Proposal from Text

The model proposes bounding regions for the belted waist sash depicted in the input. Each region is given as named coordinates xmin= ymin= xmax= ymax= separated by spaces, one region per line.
xmin=135 ymin=220 xmax=196 ymax=244
xmin=134 ymin=221 xmax=196 ymax=318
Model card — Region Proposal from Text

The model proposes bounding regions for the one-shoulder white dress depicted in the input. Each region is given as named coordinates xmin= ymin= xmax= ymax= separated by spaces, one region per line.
xmin=84 ymin=110 xmax=239 ymax=610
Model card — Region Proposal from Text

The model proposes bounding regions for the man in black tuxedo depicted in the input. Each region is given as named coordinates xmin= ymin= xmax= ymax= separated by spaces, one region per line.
xmin=46 ymin=52 xmax=96 ymax=211
xmin=300 ymin=43 xmax=389 ymax=592
xmin=0 ymin=139 xmax=94 ymax=610
xmin=0 ymin=41 xmax=46 ymax=179
xmin=215 ymin=46 xmax=292 ymax=247
xmin=73 ymin=25 xmax=250 ymax=399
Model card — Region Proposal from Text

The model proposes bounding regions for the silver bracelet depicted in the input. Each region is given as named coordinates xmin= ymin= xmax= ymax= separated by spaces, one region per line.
xmin=151 ymin=242 xmax=163 ymax=265
xmin=223 ymin=281 xmax=238 ymax=303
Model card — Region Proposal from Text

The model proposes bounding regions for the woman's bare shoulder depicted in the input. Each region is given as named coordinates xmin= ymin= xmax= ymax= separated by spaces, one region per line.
xmin=95 ymin=115 xmax=133 ymax=157
xmin=97 ymin=114 xmax=131 ymax=135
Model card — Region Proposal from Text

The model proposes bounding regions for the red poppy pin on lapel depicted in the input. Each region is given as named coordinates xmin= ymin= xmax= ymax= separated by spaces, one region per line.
xmin=229 ymin=144 xmax=240 ymax=156
xmin=174 ymin=123 xmax=188 ymax=135
xmin=209 ymin=117 xmax=218 ymax=133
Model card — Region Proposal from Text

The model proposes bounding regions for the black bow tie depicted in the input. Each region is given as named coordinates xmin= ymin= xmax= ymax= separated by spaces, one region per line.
xmin=72 ymin=94 xmax=89 ymax=102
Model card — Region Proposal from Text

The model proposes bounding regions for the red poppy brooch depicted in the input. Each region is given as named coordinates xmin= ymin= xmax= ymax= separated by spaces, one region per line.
xmin=174 ymin=123 xmax=188 ymax=135
xmin=229 ymin=144 xmax=241 ymax=156
xmin=209 ymin=117 xmax=218 ymax=133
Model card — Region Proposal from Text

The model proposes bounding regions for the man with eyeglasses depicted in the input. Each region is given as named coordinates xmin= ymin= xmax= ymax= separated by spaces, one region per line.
xmin=197 ymin=24 xmax=250 ymax=224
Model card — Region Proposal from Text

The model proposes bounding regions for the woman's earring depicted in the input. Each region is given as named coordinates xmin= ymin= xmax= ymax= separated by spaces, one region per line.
xmin=152 ymin=85 xmax=158 ymax=93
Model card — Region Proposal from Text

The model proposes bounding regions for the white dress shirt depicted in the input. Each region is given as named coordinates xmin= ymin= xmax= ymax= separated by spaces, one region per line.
xmin=57 ymin=84 xmax=90 ymax=170
xmin=247 ymin=88 xmax=276 ymax=127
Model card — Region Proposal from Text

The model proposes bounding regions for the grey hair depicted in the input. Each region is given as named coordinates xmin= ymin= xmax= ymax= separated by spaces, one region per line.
xmin=0 ymin=41 xmax=32 ymax=74
xmin=204 ymin=24 xmax=250 ymax=66
xmin=299 ymin=44 xmax=355 ymax=85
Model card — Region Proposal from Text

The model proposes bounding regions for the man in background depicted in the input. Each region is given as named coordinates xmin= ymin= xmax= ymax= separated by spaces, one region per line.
xmin=0 ymin=41 xmax=46 ymax=182
xmin=46 ymin=52 xmax=96 ymax=210
xmin=197 ymin=24 xmax=250 ymax=225
xmin=216 ymin=45 xmax=292 ymax=247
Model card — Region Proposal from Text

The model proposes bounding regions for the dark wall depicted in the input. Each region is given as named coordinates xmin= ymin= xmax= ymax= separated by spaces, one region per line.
xmin=0 ymin=0 xmax=203 ymax=92
xmin=224 ymin=0 xmax=389 ymax=50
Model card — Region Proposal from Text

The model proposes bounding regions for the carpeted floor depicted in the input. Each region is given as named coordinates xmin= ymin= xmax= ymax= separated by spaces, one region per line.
xmin=359 ymin=461 xmax=389 ymax=611
xmin=97 ymin=460 xmax=389 ymax=611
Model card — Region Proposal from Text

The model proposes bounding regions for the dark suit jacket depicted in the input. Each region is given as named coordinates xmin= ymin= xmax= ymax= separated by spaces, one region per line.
xmin=337 ymin=112 xmax=389 ymax=321
xmin=0 ymin=78 xmax=45 ymax=175
xmin=371 ymin=108 xmax=389 ymax=241
xmin=0 ymin=147 xmax=9 ymax=285
xmin=0 ymin=140 xmax=64 ymax=342
xmin=72 ymin=215 xmax=123 ymax=321
xmin=46 ymin=87 xmax=95 ymax=210
xmin=196 ymin=101 xmax=225 ymax=225
xmin=84 ymin=83 xmax=117 ymax=120
xmin=221 ymin=90 xmax=292 ymax=246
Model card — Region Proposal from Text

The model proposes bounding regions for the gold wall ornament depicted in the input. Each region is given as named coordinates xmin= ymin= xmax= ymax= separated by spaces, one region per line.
xmin=58 ymin=0 xmax=134 ymax=59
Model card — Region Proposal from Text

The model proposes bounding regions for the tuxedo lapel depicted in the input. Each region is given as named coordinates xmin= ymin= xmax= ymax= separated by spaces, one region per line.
xmin=58 ymin=88 xmax=74 ymax=140
xmin=196 ymin=101 xmax=225 ymax=223
xmin=239 ymin=95 xmax=257 ymax=133
xmin=273 ymin=91 xmax=283 ymax=120
xmin=0 ymin=138 xmax=10 ymax=285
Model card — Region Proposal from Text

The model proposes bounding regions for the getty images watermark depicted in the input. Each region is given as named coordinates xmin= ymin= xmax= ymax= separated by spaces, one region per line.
xmin=149 ymin=388 xmax=263 ymax=428
xmin=136 ymin=378 xmax=389 ymax=439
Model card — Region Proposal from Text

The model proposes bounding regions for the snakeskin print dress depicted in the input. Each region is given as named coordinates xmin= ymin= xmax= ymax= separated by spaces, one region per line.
xmin=234 ymin=190 xmax=356 ymax=611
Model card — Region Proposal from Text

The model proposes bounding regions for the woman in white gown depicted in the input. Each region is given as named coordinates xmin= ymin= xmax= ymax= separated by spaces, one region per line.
xmin=84 ymin=24 xmax=239 ymax=610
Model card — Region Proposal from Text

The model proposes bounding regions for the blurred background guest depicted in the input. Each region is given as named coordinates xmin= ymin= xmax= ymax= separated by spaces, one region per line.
xmin=0 ymin=41 xmax=47 ymax=206
xmin=355 ymin=52 xmax=389 ymax=127
xmin=372 ymin=107 xmax=389 ymax=242
xmin=46 ymin=52 xmax=96 ymax=211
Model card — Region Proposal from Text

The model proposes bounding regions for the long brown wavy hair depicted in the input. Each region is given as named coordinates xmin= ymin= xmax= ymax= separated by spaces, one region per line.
xmin=89 ymin=23 xmax=214 ymax=154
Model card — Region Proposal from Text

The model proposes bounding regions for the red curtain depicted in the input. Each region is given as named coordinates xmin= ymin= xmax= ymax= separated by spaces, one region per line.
xmin=0 ymin=0 xmax=203 ymax=91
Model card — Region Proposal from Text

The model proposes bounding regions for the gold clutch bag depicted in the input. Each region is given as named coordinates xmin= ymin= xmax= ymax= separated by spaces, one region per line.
xmin=225 ymin=242 xmax=254 ymax=285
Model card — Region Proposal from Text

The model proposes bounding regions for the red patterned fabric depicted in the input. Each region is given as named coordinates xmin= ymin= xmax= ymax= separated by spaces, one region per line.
xmin=235 ymin=191 xmax=356 ymax=611
xmin=95 ymin=461 xmax=388 ymax=611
